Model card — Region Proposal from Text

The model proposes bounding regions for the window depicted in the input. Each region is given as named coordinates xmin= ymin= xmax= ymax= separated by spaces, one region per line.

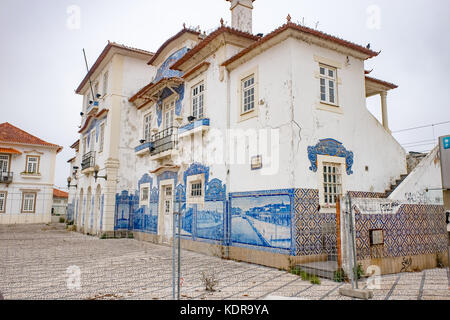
xmin=25 ymin=156 xmax=39 ymax=174
xmin=143 ymin=113 xmax=152 ymax=142
xmin=164 ymin=100 xmax=175 ymax=129
xmin=141 ymin=187 xmax=149 ymax=202
xmin=319 ymin=65 xmax=337 ymax=105
xmin=21 ymin=192 xmax=36 ymax=213
xmin=323 ymin=163 xmax=342 ymax=205
xmin=0 ymin=155 xmax=9 ymax=173
xmin=369 ymin=229 xmax=384 ymax=246
xmin=192 ymin=82 xmax=205 ymax=119
xmin=164 ymin=186 xmax=172 ymax=214
xmin=83 ymin=136 xmax=87 ymax=155
xmin=90 ymin=130 xmax=95 ymax=152
xmin=242 ymin=75 xmax=255 ymax=113
xmin=103 ymin=71 xmax=109 ymax=96
xmin=0 ymin=192 xmax=6 ymax=213
xmin=190 ymin=182 xmax=202 ymax=198
xmin=99 ymin=124 xmax=105 ymax=153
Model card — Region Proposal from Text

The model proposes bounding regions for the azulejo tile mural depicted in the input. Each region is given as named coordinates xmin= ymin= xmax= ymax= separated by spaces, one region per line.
xmin=294 ymin=189 xmax=337 ymax=257
xmin=229 ymin=190 xmax=294 ymax=252
xmin=354 ymin=203 xmax=448 ymax=260
xmin=307 ymin=138 xmax=354 ymax=175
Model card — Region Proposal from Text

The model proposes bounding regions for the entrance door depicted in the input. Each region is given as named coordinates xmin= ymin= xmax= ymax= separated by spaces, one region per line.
xmin=159 ymin=184 xmax=173 ymax=243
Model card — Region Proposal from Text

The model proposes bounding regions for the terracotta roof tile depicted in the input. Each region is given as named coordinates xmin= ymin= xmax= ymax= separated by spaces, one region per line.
xmin=0 ymin=123 xmax=62 ymax=153
xmin=170 ymin=26 xmax=260 ymax=71
xmin=76 ymin=42 xmax=154 ymax=94
xmin=53 ymin=188 xmax=69 ymax=198
xmin=0 ymin=147 xmax=22 ymax=155
xmin=147 ymin=28 xmax=201 ymax=66
xmin=365 ymin=76 xmax=398 ymax=89
xmin=222 ymin=22 xmax=379 ymax=68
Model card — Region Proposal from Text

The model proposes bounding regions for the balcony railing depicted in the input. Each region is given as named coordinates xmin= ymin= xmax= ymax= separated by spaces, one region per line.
xmin=81 ymin=151 xmax=96 ymax=171
xmin=150 ymin=127 xmax=178 ymax=156
xmin=0 ymin=172 xmax=13 ymax=184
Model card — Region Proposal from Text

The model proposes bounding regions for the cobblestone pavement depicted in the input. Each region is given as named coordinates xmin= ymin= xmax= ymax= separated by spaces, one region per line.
xmin=0 ymin=224 xmax=449 ymax=300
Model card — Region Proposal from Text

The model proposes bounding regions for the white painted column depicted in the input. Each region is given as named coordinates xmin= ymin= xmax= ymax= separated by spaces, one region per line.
xmin=380 ymin=91 xmax=390 ymax=132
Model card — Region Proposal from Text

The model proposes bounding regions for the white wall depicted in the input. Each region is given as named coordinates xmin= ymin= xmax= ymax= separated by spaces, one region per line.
xmin=0 ymin=144 xmax=57 ymax=224
xmin=390 ymin=146 xmax=443 ymax=204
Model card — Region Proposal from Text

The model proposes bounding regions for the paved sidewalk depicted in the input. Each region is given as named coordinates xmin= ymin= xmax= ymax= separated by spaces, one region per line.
xmin=0 ymin=224 xmax=448 ymax=300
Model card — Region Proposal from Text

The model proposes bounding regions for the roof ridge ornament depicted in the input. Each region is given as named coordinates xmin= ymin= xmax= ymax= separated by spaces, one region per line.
xmin=220 ymin=18 xmax=224 ymax=27
xmin=287 ymin=14 xmax=292 ymax=23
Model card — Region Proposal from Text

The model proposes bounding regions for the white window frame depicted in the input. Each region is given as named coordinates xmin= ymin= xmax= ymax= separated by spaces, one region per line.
xmin=139 ymin=183 xmax=150 ymax=206
xmin=190 ymin=181 xmax=203 ymax=198
xmin=99 ymin=123 xmax=105 ymax=153
xmin=0 ymin=191 xmax=7 ymax=213
xmin=192 ymin=81 xmax=205 ymax=119
xmin=317 ymin=155 xmax=346 ymax=212
xmin=90 ymin=130 xmax=96 ymax=152
xmin=163 ymin=99 xmax=175 ymax=130
xmin=26 ymin=156 xmax=39 ymax=174
xmin=143 ymin=112 xmax=152 ymax=142
xmin=83 ymin=136 xmax=87 ymax=155
xmin=319 ymin=64 xmax=338 ymax=106
xmin=186 ymin=174 xmax=205 ymax=205
xmin=21 ymin=192 xmax=36 ymax=213
xmin=0 ymin=154 xmax=10 ymax=173
xmin=241 ymin=74 xmax=256 ymax=114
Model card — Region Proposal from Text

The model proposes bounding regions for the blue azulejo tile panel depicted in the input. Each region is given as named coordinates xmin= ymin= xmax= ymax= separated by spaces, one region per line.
xmin=181 ymin=203 xmax=193 ymax=237
xmin=196 ymin=201 xmax=224 ymax=241
xmin=230 ymin=190 xmax=293 ymax=251
xmin=354 ymin=203 xmax=448 ymax=260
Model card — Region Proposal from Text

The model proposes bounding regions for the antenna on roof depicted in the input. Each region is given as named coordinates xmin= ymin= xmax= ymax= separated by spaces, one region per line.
xmin=82 ymin=48 xmax=96 ymax=102
xmin=315 ymin=21 xmax=320 ymax=29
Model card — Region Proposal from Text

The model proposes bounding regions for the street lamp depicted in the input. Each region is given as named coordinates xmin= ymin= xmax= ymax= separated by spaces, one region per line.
xmin=93 ymin=165 xmax=107 ymax=183
xmin=67 ymin=177 xmax=77 ymax=189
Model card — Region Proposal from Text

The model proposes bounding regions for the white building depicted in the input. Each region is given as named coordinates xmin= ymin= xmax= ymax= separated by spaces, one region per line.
xmin=52 ymin=188 xmax=68 ymax=217
xmin=69 ymin=1 xmax=410 ymax=251
xmin=0 ymin=122 xmax=62 ymax=224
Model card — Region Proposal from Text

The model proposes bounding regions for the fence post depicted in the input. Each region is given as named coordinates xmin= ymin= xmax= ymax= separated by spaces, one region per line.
xmin=336 ymin=196 xmax=342 ymax=270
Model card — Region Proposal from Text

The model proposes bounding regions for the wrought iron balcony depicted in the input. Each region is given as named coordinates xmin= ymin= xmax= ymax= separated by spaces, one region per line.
xmin=81 ymin=151 xmax=96 ymax=171
xmin=150 ymin=127 xmax=178 ymax=156
xmin=0 ymin=172 xmax=13 ymax=184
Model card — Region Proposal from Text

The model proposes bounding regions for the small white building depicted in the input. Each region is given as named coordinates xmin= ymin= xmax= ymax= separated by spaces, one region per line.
xmin=52 ymin=188 xmax=68 ymax=217
xmin=0 ymin=122 xmax=62 ymax=224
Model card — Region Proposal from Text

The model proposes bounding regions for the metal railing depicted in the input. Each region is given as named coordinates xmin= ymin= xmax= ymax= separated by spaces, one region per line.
xmin=0 ymin=171 xmax=13 ymax=183
xmin=81 ymin=151 xmax=96 ymax=170
xmin=150 ymin=127 xmax=178 ymax=156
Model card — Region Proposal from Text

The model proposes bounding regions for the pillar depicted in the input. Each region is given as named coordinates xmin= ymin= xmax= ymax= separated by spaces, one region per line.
xmin=380 ymin=91 xmax=390 ymax=132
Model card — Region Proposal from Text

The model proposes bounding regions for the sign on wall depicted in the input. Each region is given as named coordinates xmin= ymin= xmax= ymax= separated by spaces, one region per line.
xmin=439 ymin=135 xmax=450 ymax=189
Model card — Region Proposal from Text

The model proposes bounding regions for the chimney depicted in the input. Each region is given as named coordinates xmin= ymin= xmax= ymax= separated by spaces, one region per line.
xmin=226 ymin=0 xmax=254 ymax=34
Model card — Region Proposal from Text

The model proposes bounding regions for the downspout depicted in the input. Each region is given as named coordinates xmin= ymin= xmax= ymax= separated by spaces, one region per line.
xmin=225 ymin=67 xmax=231 ymax=258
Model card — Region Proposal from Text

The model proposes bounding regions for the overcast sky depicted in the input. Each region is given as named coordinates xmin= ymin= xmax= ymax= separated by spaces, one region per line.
xmin=1 ymin=0 xmax=449 ymax=190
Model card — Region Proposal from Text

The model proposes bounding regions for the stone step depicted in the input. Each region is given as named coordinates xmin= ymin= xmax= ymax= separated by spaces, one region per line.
xmin=296 ymin=261 xmax=338 ymax=280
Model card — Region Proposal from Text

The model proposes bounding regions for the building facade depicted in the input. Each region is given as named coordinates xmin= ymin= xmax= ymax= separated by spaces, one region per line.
xmin=67 ymin=1 xmax=447 ymax=271
xmin=0 ymin=122 xmax=62 ymax=224
xmin=52 ymin=188 xmax=68 ymax=217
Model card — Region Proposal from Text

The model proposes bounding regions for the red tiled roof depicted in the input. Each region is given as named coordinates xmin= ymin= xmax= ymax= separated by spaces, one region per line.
xmin=170 ymin=26 xmax=260 ymax=71
xmin=365 ymin=76 xmax=398 ymax=89
xmin=222 ymin=21 xmax=379 ymax=68
xmin=147 ymin=28 xmax=201 ymax=66
xmin=0 ymin=123 xmax=63 ymax=153
xmin=0 ymin=147 xmax=22 ymax=155
xmin=75 ymin=42 xmax=154 ymax=94
xmin=53 ymin=188 xmax=69 ymax=199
